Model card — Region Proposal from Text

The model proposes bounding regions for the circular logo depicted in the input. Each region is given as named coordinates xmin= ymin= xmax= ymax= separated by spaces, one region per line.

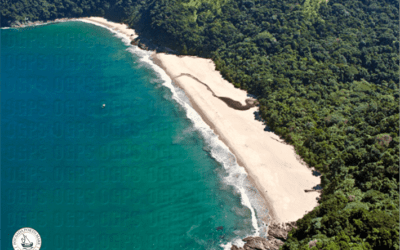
xmin=12 ymin=228 xmax=42 ymax=250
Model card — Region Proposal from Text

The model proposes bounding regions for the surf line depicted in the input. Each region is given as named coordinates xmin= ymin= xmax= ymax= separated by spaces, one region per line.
xmin=65 ymin=19 xmax=264 ymax=238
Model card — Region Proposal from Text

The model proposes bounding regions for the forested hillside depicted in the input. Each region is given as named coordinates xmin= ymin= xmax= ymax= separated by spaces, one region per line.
xmin=2 ymin=0 xmax=399 ymax=249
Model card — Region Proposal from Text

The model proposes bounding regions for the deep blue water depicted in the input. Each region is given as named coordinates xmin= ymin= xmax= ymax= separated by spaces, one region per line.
xmin=1 ymin=22 xmax=258 ymax=249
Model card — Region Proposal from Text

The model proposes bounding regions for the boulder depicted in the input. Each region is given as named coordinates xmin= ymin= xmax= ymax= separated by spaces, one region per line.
xmin=231 ymin=221 xmax=297 ymax=250
xmin=231 ymin=245 xmax=244 ymax=250
xmin=231 ymin=236 xmax=284 ymax=250
xmin=243 ymin=236 xmax=268 ymax=250
xmin=268 ymin=221 xmax=297 ymax=240
xmin=308 ymin=239 xmax=318 ymax=248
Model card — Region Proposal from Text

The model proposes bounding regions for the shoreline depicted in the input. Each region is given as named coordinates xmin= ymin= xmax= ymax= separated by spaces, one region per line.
xmin=151 ymin=55 xmax=279 ymax=223
xmin=9 ymin=16 xmax=321 ymax=225
xmin=150 ymin=53 xmax=321 ymax=224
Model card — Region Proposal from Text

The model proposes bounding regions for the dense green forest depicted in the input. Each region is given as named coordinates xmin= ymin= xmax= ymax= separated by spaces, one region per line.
xmin=2 ymin=0 xmax=399 ymax=249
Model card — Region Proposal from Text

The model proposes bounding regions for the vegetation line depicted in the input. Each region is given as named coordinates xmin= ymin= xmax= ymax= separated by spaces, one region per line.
xmin=1 ymin=0 xmax=398 ymax=249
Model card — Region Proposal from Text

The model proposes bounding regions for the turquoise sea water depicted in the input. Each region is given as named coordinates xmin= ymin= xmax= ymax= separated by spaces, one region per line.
xmin=1 ymin=22 xmax=267 ymax=250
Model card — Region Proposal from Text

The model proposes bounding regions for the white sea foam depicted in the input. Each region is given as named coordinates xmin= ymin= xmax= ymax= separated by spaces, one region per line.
xmin=125 ymin=38 xmax=271 ymax=242
xmin=220 ymin=238 xmax=246 ymax=250
xmin=72 ymin=19 xmax=270 ymax=245
xmin=4 ymin=17 xmax=271 ymax=248
xmin=77 ymin=19 xmax=133 ymax=46
xmin=133 ymin=48 xmax=271 ymax=237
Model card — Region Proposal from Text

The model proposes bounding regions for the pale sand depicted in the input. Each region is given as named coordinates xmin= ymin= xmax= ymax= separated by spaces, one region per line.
xmin=78 ymin=17 xmax=321 ymax=223
xmin=78 ymin=17 xmax=138 ymax=41
xmin=152 ymin=54 xmax=321 ymax=223
xmin=38 ymin=17 xmax=320 ymax=223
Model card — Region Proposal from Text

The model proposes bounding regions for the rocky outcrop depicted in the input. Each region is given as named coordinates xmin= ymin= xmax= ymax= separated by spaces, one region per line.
xmin=230 ymin=236 xmax=284 ymax=250
xmin=131 ymin=37 xmax=177 ymax=54
xmin=10 ymin=20 xmax=43 ymax=28
xmin=308 ymin=239 xmax=318 ymax=248
xmin=8 ymin=18 xmax=72 ymax=28
xmin=267 ymin=221 xmax=297 ymax=240
xmin=231 ymin=221 xmax=297 ymax=250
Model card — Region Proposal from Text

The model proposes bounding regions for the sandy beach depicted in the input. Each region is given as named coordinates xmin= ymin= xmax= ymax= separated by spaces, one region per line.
xmin=151 ymin=54 xmax=321 ymax=223
xmin=17 ymin=16 xmax=321 ymax=224
xmin=78 ymin=17 xmax=321 ymax=223
xmin=79 ymin=17 xmax=138 ymax=40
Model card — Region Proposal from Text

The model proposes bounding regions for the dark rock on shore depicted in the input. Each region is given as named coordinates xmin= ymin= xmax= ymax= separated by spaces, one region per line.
xmin=231 ymin=221 xmax=297 ymax=250
xmin=267 ymin=221 xmax=297 ymax=240
xmin=131 ymin=37 xmax=177 ymax=54
xmin=231 ymin=236 xmax=284 ymax=250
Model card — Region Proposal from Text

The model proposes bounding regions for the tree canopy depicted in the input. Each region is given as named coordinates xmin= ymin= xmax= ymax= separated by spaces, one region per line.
xmin=2 ymin=0 xmax=399 ymax=249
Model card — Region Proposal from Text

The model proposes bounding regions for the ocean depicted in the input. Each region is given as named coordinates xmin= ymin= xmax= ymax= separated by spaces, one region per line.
xmin=1 ymin=21 xmax=267 ymax=249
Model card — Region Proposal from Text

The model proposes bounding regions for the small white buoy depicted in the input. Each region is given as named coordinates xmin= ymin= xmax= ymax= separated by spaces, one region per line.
xmin=102 ymin=104 xmax=106 ymax=108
